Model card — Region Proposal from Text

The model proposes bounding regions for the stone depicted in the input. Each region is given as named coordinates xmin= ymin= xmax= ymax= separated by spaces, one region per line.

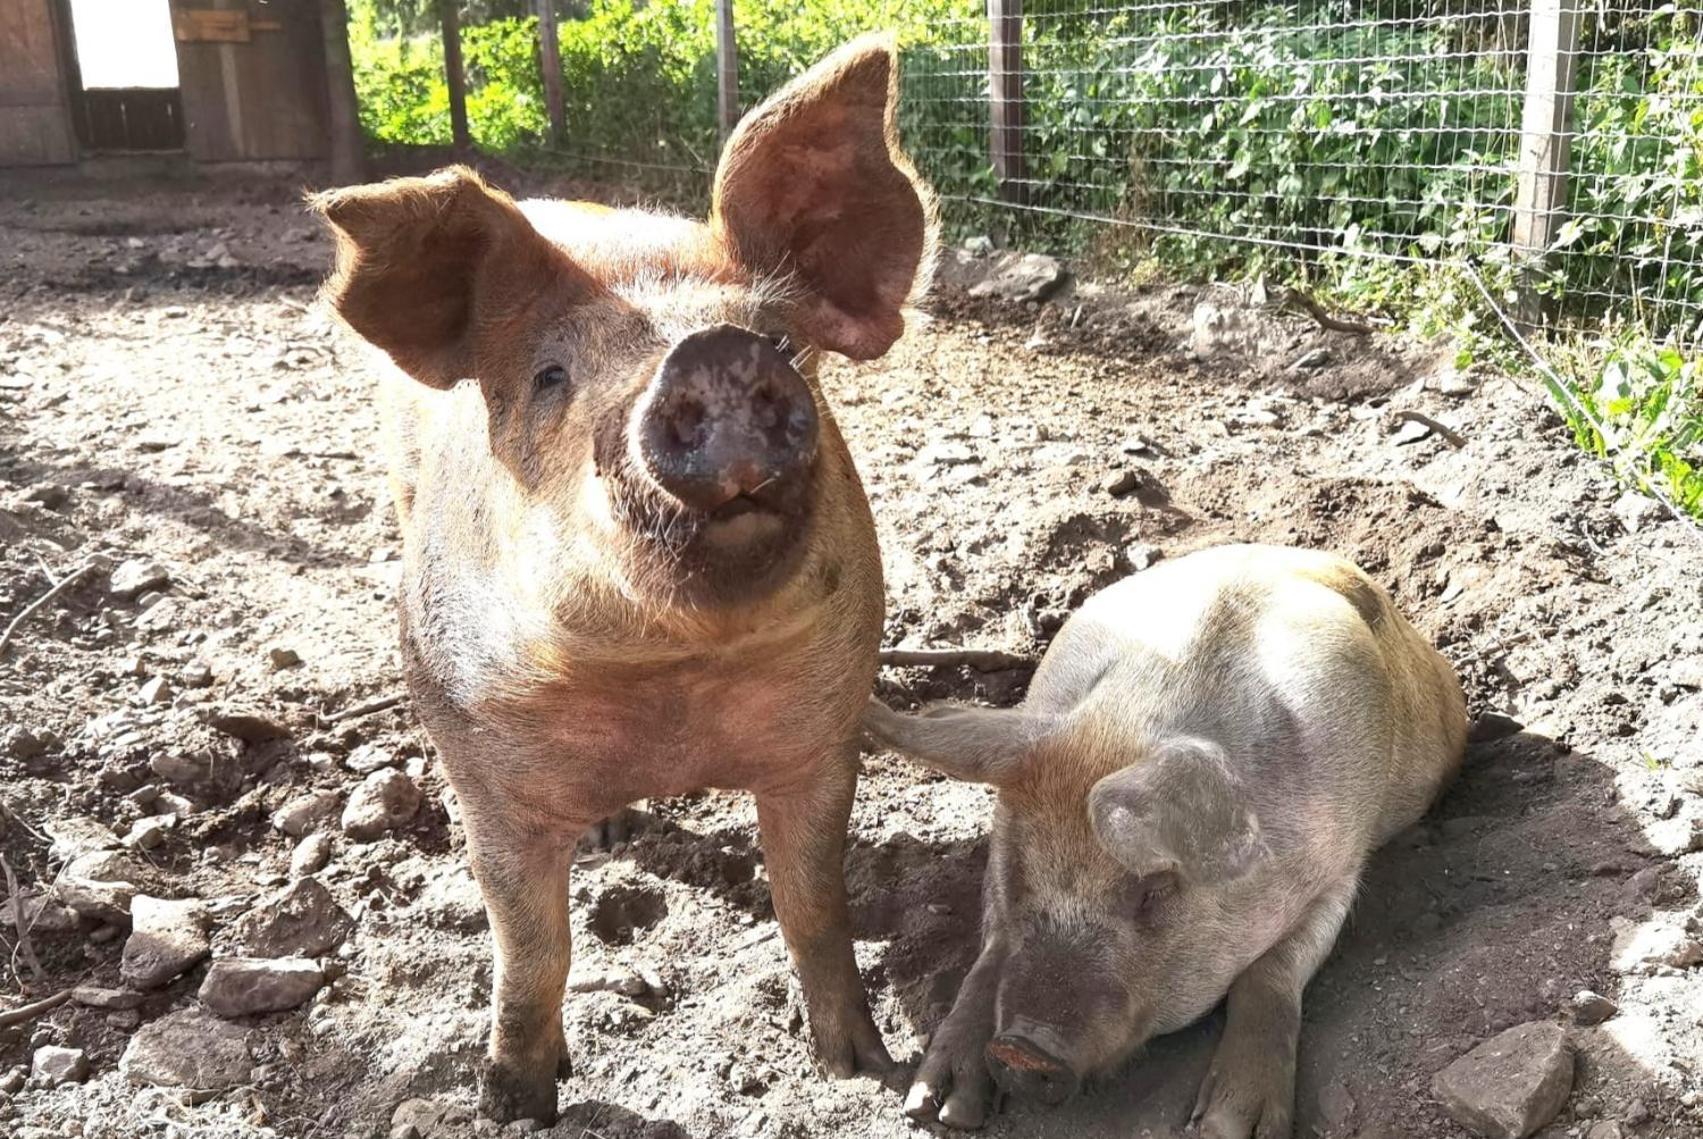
xmin=123 ymin=815 xmax=173 ymax=851
xmin=1612 ymin=490 xmax=1663 ymax=534
xmin=1290 ymin=347 xmax=1332 ymax=371
xmin=229 ymin=879 xmax=352 ymax=958
xmin=198 ymin=957 xmax=325 ymax=1017
xmin=967 ymin=251 xmax=1069 ymax=304
xmin=1611 ymin=916 xmax=1699 ymax=972
xmin=204 ymin=707 xmax=290 ymax=744
xmin=272 ymin=790 xmax=342 ymax=837
xmin=344 ymin=743 xmax=396 ymax=774
xmin=45 ymin=817 xmax=119 ymax=863
xmin=1126 ymin=544 xmax=1162 ymax=572
xmin=268 ymin=647 xmax=301 ymax=671
xmin=1430 ymin=1021 xmax=1573 ymax=1139
xmin=568 ymin=965 xmax=649 ymax=997
xmin=30 ymin=1047 xmax=88 ymax=1087
xmin=53 ymin=851 xmax=141 ymax=922
xmin=391 ymin=1097 xmax=464 ymax=1139
xmin=1586 ymin=1123 xmax=1624 ymax=1139
xmin=1392 ymin=418 xmax=1433 ymax=445
xmin=136 ymin=677 xmax=172 ymax=706
xmin=1570 ymin=990 xmax=1618 ymax=1026
xmin=290 ymin=832 xmax=334 ymax=878
xmin=70 ymin=985 xmax=143 ymax=1010
xmin=149 ymin=751 xmax=220 ymax=787
xmin=342 ymin=769 xmax=422 ymax=842
xmin=0 ymin=894 xmax=80 ymax=933
xmin=109 ymin=560 xmax=170 ymax=600
xmin=1102 ymin=468 xmax=1141 ymax=496
xmin=121 ymin=895 xmax=211 ymax=989
xmin=120 ymin=1009 xmax=251 ymax=1096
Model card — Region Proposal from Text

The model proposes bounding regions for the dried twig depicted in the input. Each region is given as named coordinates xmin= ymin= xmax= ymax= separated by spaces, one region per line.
xmin=0 ymin=560 xmax=99 ymax=659
xmin=0 ymin=987 xmax=70 ymax=1029
xmin=1280 ymin=286 xmax=1379 ymax=335
xmin=878 ymin=648 xmax=1031 ymax=672
xmin=322 ymin=692 xmax=407 ymax=724
xmin=1392 ymin=409 xmax=1469 ymax=449
xmin=0 ymin=855 xmax=43 ymax=982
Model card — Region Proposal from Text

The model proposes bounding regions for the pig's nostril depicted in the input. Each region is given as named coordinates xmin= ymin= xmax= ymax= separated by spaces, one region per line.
xmin=669 ymin=398 xmax=706 ymax=448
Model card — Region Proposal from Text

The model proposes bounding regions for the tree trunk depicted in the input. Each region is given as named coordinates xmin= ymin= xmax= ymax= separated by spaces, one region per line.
xmin=317 ymin=0 xmax=365 ymax=184
xmin=442 ymin=1 xmax=470 ymax=152
xmin=536 ymin=0 xmax=565 ymax=143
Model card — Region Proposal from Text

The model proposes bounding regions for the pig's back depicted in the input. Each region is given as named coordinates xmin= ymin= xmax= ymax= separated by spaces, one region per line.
xmin=1034 ymin=545 xmax=1465 ymax=845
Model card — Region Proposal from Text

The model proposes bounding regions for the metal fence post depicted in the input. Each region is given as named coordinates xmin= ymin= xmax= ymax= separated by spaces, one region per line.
xmin=1512 ymin=0 xmax=1581 ymax=330
xmin=536 ymin=0 xmax=565 ymax=144
xmin=988 ymin=0 xmax=1025 ymax=203
xmin=715 ymin=0 xmax=739 ymax=143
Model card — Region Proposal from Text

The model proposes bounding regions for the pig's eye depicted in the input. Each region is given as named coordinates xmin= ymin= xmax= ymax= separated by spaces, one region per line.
xmin=533 ymin=364 xmax=570 ymax=392
xmin=1128 ymin=874 xmax=1177 ymax=924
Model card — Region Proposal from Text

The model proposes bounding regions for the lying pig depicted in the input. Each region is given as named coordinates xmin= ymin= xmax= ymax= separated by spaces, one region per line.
xmin=311 ymin=36 xmax=933 ymax=1124
xmin=865 ymin=544 xmax=1466 ymax=1137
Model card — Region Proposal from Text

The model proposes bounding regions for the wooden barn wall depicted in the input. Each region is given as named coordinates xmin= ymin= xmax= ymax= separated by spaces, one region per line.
xmin=172 ymin=0 xmax=330 ymax=163
xmin=0 ymin=0 xmax=78 ymax=166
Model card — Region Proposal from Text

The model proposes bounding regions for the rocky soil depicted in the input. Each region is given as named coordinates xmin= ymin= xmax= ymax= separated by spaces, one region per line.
xmin=0 ymin=172 xmax=1699 ymax=1139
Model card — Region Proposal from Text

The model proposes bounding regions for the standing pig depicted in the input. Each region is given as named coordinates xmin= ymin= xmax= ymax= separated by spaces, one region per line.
xmin=311 ymin=36 xmax=933 ymax=1124
xmin=865 ymin=544 xmax=1467 ymax=1137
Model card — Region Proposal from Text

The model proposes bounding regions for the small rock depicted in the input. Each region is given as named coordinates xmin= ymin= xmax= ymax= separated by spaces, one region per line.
xmin=1392 ymin=418 xmax=1433 ymax=445
xmin=1570 ymin=990 xmax=1618 ymax=1026
xmin=1318 ymin=1078 xmax=1356 ymax=1128
xmin=961 ymin=235 xmax=995 ymax=257
xmin=30 ymin=1047 xmax=88 ymax=1087
xmin=1290 ymin=347 xmax=1332 ymax=371
xmin=23 ymin=483 xmax=70 ymax=510
xmin=267 ymin=647 xmax=301 ymax=671
xmin=1612 ymin=490 xmax=1663 ymax=534
xmin=0 ymin=1068 xmax=23 ymax=1094
xmin=567 ymin=965 xmax=649 ymax=998
xmin=136 ymin=677 xmax=172 ymax=706
xmin=199 ymin=957 xmax=325 ymax=1017
xmin=966 ymin=251 xmax=1068 ymax=304
xmin=121 ymin=895 xmax=211 ymax=989
xmin=120 ymin=1009 xmax=252 ymax=1097
xmin=149 ymin=751 xmax=219 ymax=787
xmin=1102 ymin=468 xmax=1141 ymax=497
xmin=45 ymin=817 xmax=120 ymax=863
xmin=1430 ymin=1021 xmax=1573 ymax=1139
xmin=344 ymin=743 xmax=396 ymax=774
xmin=53 ymin=851 xmax=141 ymax=921
xmin=290 ymin=832 xmax=334 ymax=878
xmin=1126 ymin=544 xmax=1162 ymax=572
xmin=272 ymin=790 xmax=342 ymax=837
xmin=342 ymin=769 xmax=422 ymax=842
xmin=109 ymin=560 xmax=170 ymax=600
xmin=391 ymin=1098 xmax=464 ymax=1139
xmin=204 ymin=707 xmax=290 ymax=744
xmin=180 ymin=662 xmax=215 ymax=689
xmin=71 ymin=985 xmax=143 ymax=1010
xmin=123 ymin=815 xmax=173 ymax=851
xmin=229 ymin=879 xmax=352 ymax=957
xmin=1585 ymin=1123 xmax=1624 ymax=1139
xmin=0 ymin=894 xmax=81 ymax=933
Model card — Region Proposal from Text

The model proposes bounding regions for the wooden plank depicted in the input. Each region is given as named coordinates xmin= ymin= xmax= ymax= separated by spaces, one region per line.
xmin=536 ymin=0 xmax=564 ymax=143
xmin=174 ymin=0 xmax=330 ymax=162
xmin=1512 ymin=0 xmax=1580 ymax=327
xmin=0 ymin=0 xmax=77 ymax=165
xmin=173 ymin=8 xmax=251 ymax=43
xmin=715 ymin=0 xmax=738 ymax=142
xmin=987 ymin=0 xmax=1025 ymax=203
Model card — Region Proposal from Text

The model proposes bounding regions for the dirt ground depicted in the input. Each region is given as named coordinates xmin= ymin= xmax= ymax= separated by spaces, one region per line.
xmin=0 ymin=171 xmax=1700 ymax=1139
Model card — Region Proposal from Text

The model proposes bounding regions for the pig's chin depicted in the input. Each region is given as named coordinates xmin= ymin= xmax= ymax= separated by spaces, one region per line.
xmin=615 ymin=487 xmax=816 ymax=610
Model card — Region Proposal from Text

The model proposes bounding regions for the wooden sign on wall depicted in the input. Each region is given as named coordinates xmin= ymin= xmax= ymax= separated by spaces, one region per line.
xmin=172 ymin=8 xmax=250 ymax=43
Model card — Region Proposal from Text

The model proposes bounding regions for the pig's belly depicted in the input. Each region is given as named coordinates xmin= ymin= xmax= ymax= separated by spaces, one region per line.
xmin=531 ymin=667 xmax=845 ymax=811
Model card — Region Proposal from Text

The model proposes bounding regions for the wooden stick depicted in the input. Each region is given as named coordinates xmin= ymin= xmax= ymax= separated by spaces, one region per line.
xmin=0 ymin=987 xmax=70 ymax=1029
xmin=1393 ymin=409 xmax=1469 ymax=449
xmin=0 ymin=855 xmax=42 ymax=982
xmin=1281 ymin=287 xmax=1378 ymax=335
xmin=878 ymin=648 xmax=1031 ymax=672
xmin=323 ymin=692 xmax=407 ymax=724
xmin=0 ymin=560 xmax=98 ymax=659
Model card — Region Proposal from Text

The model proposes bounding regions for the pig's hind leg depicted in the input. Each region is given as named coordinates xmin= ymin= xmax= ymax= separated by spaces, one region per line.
xmin=755 ymin=751 xmax=892 ymax=1078
xmin=904 ymin=940 xmax=1004 ymax=1129
xmin=1190 ymin=875 xmax=1357 ymax=1139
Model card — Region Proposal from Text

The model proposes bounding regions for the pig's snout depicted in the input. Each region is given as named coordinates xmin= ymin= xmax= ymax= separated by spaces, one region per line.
xmin=633 ymin=325 xmax=819 ymax=515
xmin=985 ymin=1023 xmax=1081 ymax=1106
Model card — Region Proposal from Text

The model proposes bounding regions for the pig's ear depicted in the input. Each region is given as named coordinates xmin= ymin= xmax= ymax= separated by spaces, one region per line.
xmin=862 ymin=696 xmax=1051 ymax=785
xmin=1088 ymin=739 xmax=1268 ymax=883
xmin=711 ymin=34 xmax=937 ymax=361
xmin=309 ymin=166 xmax=574 ymax=388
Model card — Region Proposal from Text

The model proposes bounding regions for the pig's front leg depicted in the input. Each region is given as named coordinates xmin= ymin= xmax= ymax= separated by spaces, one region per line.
xmin=464 ymin=810 xmax=577 ymax=1125
xmin=904 ymin=938 xmax=1005 ymax=1129
xmin=755 ymin=752 xmax=892 ymax=1078
xmin=1190 ymin=876 xmax=1357 ymax=1139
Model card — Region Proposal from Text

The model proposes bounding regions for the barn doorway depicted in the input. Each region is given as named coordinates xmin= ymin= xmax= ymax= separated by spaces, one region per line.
xmin=61 ymin=0 xmax=185 ymax=152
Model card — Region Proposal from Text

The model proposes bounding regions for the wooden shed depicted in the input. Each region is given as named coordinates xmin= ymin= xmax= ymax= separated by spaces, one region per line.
xmin=0 ymin=0 xmax=333 ymax=170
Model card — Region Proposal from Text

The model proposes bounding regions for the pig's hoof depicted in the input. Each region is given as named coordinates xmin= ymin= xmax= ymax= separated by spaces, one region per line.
xmin=1189 ymin=1066 xmax=1293 ymax=1139
xmin=906 ymin=1076 xmax=989 ymax=1130
xmin=815 ymin=1015 xmax=893 ymax=1078
xmin=478 ymin=1059 xmax=559 ymax=1126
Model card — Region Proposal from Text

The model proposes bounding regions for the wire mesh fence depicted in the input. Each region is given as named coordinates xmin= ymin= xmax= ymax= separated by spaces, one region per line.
xmin=351 ymin=0 xmax=1703 ymax=347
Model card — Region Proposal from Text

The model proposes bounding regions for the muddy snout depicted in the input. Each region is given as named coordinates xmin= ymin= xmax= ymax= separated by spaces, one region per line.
xmin=632 ymin=324 xmax=819 ymax=516
xmin=985 ymin=1022 xmax=1081 ymax=1105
